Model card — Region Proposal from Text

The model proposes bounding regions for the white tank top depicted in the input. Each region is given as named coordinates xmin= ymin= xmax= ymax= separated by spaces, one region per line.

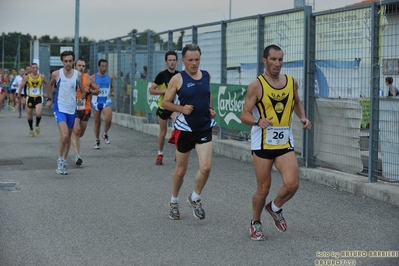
xmin=56 ymin=69 xmax=78 ymax=114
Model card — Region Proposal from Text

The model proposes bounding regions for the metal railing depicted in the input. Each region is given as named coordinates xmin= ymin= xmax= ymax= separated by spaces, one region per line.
xmin=40 ymin=1 xmax=399 ymax=182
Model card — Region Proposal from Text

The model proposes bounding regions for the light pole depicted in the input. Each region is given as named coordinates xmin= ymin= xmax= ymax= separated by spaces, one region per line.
xmin=2 ymin=33 xmax=4 ymax=69
xmin=74 ymin=0 xmax=80 ymax=59
xmin=229 ymin=0 xmax=232 ymax=19
xmin=18 ymin=34 xmax=20 ymax=70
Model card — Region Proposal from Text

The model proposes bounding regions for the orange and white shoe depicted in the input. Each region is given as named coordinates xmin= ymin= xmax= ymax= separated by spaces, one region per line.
xmin=250 ymin=220 xmax=265 ymax=241
xmin=265 ymin=201 xmax=287 ymax=232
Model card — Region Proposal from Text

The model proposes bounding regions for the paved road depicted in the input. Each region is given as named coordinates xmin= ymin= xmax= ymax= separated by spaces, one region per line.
xmin=0 ymin=109 xmax=398 ymax=266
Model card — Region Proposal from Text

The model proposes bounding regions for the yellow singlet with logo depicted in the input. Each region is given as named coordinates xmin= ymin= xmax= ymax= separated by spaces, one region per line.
xmin=157 ymin=82 xmax=167 ymax=108
xmin=27 ymin=74 xmax=43 ymax=97
xmin=251 ymin=74 xmax=295 ymax=150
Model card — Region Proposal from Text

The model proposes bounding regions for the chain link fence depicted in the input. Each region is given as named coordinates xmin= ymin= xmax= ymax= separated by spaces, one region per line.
xmin=39 ymin=1 xmax=399 ymax=182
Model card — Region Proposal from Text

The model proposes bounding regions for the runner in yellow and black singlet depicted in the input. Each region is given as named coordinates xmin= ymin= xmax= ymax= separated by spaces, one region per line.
xmin=17 ymin=63 xmax=50 ymax=137
xmin=240 ymin=44 xmax=312 ymax=241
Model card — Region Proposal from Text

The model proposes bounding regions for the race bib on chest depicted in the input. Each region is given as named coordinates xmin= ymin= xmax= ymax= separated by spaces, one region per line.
xmin=77 ymin=99 xmax=86 ymax=110
xmin=30 ymin=88 xmax=40 ymax=96
xmin=265 ymin=126 xmax=289 ymax=145
xmin=98 ymin=88 xmax=109 ymax=104
xmin=99 ymin=88 xmax=109 ymax=97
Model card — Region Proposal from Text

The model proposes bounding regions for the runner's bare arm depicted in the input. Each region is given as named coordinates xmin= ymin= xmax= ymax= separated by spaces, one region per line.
xmin=162 ymin=74 xmax=181 ymax=112
xmin=41 ymin=74 xmax=49 ymax=98
xmin=110 ymin=76 xmax=114 ymax=96
xmin=88 ymin=75 xmax=99 ymax=95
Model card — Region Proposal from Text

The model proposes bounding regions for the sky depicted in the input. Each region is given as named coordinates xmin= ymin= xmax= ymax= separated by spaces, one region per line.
xmin=0 ymin=0 xmax=366 ymax=41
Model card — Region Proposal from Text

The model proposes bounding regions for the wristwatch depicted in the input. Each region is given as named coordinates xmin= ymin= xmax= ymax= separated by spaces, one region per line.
xmin=88 ymin=88 xmax=92 ymax=94
xmin=254 ymin=117 xmax=260 ymax=126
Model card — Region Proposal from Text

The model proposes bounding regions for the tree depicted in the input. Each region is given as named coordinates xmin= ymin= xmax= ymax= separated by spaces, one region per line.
xmin=0 ymin=32 xmax=32 ymax=69
xmin=39 ymin=35 xmax=52 ymax=43
xmin=128 ymin=29 xmax=138 ymax=35
xmin=176 ymin=31 xmax=185 ymax=50
xmin=126 ymin=29 xmax=180 ymax=50
xmin=0 ymin=29 xmax=174 ymax=70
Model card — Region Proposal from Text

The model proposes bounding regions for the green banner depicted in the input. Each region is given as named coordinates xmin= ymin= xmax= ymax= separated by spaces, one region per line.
xmin=211 ymin=83 xmax=250 ymax=131
xmin=132 ymin=80 xmax=157 ymax=113
xmin=132 ymin=81 xmax=251 ymax=132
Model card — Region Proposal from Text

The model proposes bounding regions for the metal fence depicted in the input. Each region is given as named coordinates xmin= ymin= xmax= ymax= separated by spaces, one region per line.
xmin=90 ymin=9 xmax=311 ymax=143
xmin=40 ymin=0 xmax=399 ymax=183
xmin=38 ymin=42 xmax=92 ymax=79
xmin=308 ymin=0 xmax=399 ymax=183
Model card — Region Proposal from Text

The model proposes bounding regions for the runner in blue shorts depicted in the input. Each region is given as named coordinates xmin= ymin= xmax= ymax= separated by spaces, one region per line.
xmin=47 ymin=50 xmax=87 ymax=175
xmin=91 ymin=59 xmax=114 ymax=149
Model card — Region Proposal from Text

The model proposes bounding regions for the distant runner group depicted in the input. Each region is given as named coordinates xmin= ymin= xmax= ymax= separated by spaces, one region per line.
xmin=12 ymin=51 xmax=113 ymax=175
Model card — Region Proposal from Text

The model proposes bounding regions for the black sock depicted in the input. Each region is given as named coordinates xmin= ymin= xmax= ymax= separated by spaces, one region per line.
xmin=28 ymin=119 xmax=33 ymax=130
xmin=36 ymin=116 xmax=41 ymax=127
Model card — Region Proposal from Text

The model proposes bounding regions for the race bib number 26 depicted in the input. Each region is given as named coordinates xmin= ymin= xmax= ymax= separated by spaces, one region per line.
xmin=265 ymin=126 xmax=289 ymax=145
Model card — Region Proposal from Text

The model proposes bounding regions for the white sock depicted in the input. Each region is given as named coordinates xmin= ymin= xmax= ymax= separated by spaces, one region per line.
xmin=171 ymin=196 xmax=179 ymax=203
xmin=191 ymin=191 xmax=201 ymax=201
xmin=271 ymin=201 xmax=281 ymax=212
xmin=158 ymin=150 xmax=164 ymax=155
